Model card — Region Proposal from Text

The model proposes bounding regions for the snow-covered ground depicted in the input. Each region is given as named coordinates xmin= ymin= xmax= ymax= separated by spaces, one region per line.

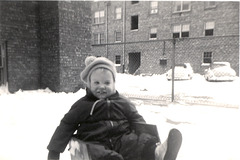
xmin=116 ymin=73 xmax=240 ymax=107
xmin=0 ymin=73 xmax=239 ymax=160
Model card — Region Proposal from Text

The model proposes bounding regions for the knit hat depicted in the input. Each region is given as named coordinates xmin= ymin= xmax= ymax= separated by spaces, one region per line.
xmin=80 ymin=56 xmax=117 ymax=84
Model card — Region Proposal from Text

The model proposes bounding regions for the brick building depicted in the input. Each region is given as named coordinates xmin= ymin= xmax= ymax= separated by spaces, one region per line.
xmin=0 ymin=1 xmax=91 ymax=93
xmin=0 ymin=1 xmax=239 ymax=93
xmin=91 ymin=1 xmax=239 ymax=75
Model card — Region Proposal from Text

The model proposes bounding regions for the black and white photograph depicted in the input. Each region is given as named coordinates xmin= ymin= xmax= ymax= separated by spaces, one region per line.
xmin=0 ymin=1 xmax=239 ymax=160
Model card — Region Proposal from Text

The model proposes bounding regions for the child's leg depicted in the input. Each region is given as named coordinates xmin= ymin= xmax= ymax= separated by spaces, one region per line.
xmin=155 ymin=128 xmax=182 ymax=160
xmin=87 ymin=143 xmax=124 ymax=160
xmin=119 ymin=132 xmax=158 ymax=160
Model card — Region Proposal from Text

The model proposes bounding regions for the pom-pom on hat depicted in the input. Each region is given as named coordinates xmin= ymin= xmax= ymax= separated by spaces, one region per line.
xmin=80 ymin=56 xmax=117 ymax=84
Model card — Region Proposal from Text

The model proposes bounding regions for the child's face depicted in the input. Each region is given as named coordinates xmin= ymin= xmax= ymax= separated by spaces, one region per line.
xmin=88 ymin=68 xmax=116 ymax=99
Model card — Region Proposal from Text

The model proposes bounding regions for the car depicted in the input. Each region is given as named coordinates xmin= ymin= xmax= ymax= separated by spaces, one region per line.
xmin=204 ymin=62 xmax=236 ymax=82
xmin=166 ymin=63 xmax=193 ymax=81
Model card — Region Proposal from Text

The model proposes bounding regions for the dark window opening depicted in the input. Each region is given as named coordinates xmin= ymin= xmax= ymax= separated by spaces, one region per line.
xmin=182 ymin=31 xmax=189 ymax=37
xmin=205 ymin=29 xmax=213 ymax=36
xmin=203 ymin=52 xmax=212 ymax=63
xmin=150 ymin=33 xmax=157 ymax=39
xmin=115 ymin=55 xmax=121 ymax=64
xmin=182 ymin=3 xmax=189 ymax=10
xmin=173 ymin=33 xmax=180 ymax=38
xmin=131 ymin=1 xmax=139 ymax=4
xmin=131 ymin=15 xmax=138 ymax=30
xmin=160 ymin=59 xmax=167 ymax=65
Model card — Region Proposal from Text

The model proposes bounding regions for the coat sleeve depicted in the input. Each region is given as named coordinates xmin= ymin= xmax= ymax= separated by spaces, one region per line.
xmin=47 ymin=111 xmax=79 ymax=153
xmin=47 ymin=100 xmax=91 ymax=153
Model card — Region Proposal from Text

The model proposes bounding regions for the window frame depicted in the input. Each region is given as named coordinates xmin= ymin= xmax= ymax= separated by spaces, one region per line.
xmin=100 ymin=33 xmax=105 ymax=44
xmin=174 ymin=1 xmax=191 ymax=13
xmin=93 ymin=33 xmax=99 ymax=44
xmin=115 ymin=55 xmax=121 ymax=66
xmin=203 ymin=52 xmax=213 ymax=64
xmin=93 ymin=33 xmax=105 ymax=44
xmin=131 ymin=15 xmax=139 ymax=30
xmin=115 ymin=31 xmax=122 ymax=42
xmin=115 ymin=7 xmax=122 ymax=20
xmin=172 ymin=24 xmax=190 ymax=38
xmin=149 ymin=27 xmax=157 ymax=40
xmin=181 ymin=24 xmax=190 ymax=38
xmin=204 ymin=1 xmax=216 ymax=9
xmin=94 ymin=10 xmax=105 ymax=24
xmin=150 ymin=1 xmax=158 ymax=14
xmin=205 ymin=21 xmax=214 ymax=36
xmin=160 ymin=58 xmax=167 ymax=66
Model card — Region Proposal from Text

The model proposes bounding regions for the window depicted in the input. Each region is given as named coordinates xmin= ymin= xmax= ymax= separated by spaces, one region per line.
xmin=173 ymin=25 xmax=181 ymax=38
xmin=131 ymin=1 xmax=139 ymax=4
xmin=131 ymin=15 xmax=138 ymax=30
xmin=203 ymin=52 xmax=212 ymax=63
xmin=173 ymin=24 xmax=190 ymax=38
xmin=93 ymin=33 xmax=105 ymax=44
xmin=150 ymin=1 xmax=158 ymax=14
xmin=0 ymin=45 xmax=2 ymax=84
xmin=0 ymin=46 xmax=2 ymax=67
xmin=205 ymin=1 xmax=216 ymax=9
xmin=94 ymin=10 xmax=104 ymax=24
xmin=0 ymin=43 xmax=6 ymax=85
xmin=181 ymin=24 xmax=190 ymax=37
xmin=115 ymin=7 xmax=122 ymax=20
xmin=93 ymin=34 xmax=98 ymax=44
xmin=205 ymin=21 xmax=214 ymax=36
xmin=115 ymin=31 xmax=122 ymax=42
xmin=100 ymin=33 xmax=105 ymax=44
xmin=149 ymin=27 xmax=157 ymax=40
xmin=160 ymin=59 xmax=167 ymax=65
xmin=115 ymin=55 xmax=121 ymax=65
xmin=174 ymin=1 xmax=191 ymax=12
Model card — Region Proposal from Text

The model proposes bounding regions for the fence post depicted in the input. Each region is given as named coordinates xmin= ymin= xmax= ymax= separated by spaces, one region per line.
xmin=171 ymin=39 xmax=176 ymax=102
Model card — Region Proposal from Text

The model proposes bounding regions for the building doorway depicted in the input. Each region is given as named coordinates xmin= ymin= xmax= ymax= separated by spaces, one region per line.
xmin=128 ymin=52 xmax=141 ymax=74
xmin=0 ymin=42 xmax=7 ymax=86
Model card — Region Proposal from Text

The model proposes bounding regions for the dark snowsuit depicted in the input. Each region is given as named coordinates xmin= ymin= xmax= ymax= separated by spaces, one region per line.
xmin=47 ymin=89 xmax=158 ymax=160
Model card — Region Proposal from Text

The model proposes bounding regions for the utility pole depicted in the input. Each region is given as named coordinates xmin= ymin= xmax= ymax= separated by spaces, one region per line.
xmin=171 ymin=38 xmax=176 ymax=102
xmin=105 ymin=1 xmax=110 ymax=58
xmin=122 ymin=1 xmax=126 ymax=73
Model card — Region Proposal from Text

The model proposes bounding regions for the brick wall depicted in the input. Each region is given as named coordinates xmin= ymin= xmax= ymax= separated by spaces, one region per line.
xmin=0 ymin=1 xmax=40 ymax=93
xmin=39 ymin=1 xmax=60 ymax=92
xmin=39 ymin=1 xmax=92 ymax=92
xmin=91 ymin=1 xmax=239 ymax=76
xmin=0 ymin=1 xmax=92 ymax=93
xmin=92 ymin=36 xmax=239 ymax=75
xmin=58 ymin=1 xmax=92 ymax=92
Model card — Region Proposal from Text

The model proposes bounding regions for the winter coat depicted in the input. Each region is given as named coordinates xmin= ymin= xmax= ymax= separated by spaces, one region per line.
xmin=47 ymin=89 xmax=158 ymax=160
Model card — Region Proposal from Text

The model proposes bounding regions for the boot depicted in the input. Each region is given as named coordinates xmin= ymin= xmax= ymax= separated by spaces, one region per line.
xmin=155 ymin=128 xmax=182 ymax=160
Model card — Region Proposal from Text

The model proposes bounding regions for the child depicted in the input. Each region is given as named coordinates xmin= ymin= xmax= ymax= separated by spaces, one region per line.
xmin=47 ymin=56 xmax=182 ymax=160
